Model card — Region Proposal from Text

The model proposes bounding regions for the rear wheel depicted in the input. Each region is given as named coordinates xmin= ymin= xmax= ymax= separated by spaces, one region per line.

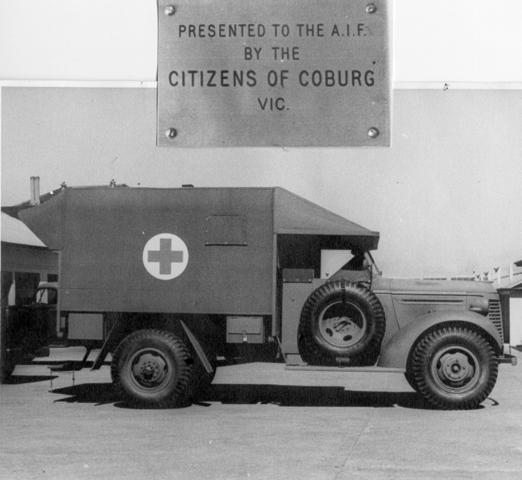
xmin=111 ymin=329 xmax=193 ymax=408
xmin=409 ymin=326 xmax=498 ymax=410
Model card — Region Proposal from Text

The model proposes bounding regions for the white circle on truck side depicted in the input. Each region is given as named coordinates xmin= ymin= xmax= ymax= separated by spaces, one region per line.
xmin=142 ymin=233 xmax=189 ymax=280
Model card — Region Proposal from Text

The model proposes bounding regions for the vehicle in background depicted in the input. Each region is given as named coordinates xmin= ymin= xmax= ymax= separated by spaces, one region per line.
xmin=0 ymin=282 xmax=58 ymax=379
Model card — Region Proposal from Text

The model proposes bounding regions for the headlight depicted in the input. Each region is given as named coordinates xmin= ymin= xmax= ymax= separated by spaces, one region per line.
xmin=468 ymin=297 xmax=489 ymax=315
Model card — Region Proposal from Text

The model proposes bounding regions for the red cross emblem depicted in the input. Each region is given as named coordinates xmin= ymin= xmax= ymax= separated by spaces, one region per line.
xmin=142 ymin=233 xmax=189 ymax=280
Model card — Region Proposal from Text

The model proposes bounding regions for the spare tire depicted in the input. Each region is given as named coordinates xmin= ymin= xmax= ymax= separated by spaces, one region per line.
xmin=298 ymin=281 xmax=385 ymax=365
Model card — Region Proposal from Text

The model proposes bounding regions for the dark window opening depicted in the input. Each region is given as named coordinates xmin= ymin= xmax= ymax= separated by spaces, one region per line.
xmin=14 ymin=272 xmax=40 ymax=306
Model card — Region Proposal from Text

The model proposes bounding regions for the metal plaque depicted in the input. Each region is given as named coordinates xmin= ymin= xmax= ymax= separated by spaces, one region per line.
xmin=157 ymin=0 xmax=390 ymax=147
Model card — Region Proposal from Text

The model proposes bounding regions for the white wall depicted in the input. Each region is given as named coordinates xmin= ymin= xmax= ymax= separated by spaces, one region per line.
xmin=1 ymin=0 xmax=521 ymax=279
xmin=2 ymin=87 xmax=520 ymax=278
xmin=0 ymin=0 xmax=521 ymax=82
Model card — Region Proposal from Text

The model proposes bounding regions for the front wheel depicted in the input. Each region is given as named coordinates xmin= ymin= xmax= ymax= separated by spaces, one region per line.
xmin=408 ymin=326 xmax=498 ymax=410
xmin=111 ymin=329 xmax=193 ymax=408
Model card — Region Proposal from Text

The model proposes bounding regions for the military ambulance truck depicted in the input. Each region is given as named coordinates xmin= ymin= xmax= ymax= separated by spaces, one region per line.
xmin=1 ymin=185 xmax=516 ymax=409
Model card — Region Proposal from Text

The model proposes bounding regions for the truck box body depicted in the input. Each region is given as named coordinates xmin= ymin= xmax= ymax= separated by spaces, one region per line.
xmin=15 ymin=186 xmax=379 ymax=317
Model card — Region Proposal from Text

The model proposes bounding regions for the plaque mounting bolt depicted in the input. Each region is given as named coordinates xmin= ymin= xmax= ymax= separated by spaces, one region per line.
xmin=165 ymin=128 xmax=178 ymax=139
xmin=366 ymin=3 xmax=377 ymax=14
xmin=367 ymin=127 xmax=380 ymax=139
xmin=164 ymin=5 xmax=176 ymax=16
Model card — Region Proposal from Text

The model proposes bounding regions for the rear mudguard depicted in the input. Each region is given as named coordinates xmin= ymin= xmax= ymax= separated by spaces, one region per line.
xmin=378 ymin=310 xmax=502 ymax=370
xmin=92 ymin=315 xmax=214 ymax=373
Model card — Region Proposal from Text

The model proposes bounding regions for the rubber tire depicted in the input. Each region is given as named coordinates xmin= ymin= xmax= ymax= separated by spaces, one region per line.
xmin=109 ymin=342 xmax=216 ymax=395
xmin=111 ymin=329 xmax=193 ymax=408
xmin=409 ymin=326 xmax=498 ymax=410
xmin=298 ymin=281 xmax=385 ymax=366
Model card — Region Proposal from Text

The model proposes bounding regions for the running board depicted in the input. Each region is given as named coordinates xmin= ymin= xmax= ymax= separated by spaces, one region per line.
xmin=498 ymin=354 xmax=518 ymax=366
xmin=285 ymin=365 xmax=405 ymax=373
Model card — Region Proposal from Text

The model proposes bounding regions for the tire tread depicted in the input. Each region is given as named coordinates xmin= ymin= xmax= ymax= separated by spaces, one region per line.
xmin=298 ymin=281 xmax=385 ymax=366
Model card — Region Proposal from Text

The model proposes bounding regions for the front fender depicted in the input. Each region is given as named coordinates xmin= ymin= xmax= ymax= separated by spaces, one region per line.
xmin=378 ymin=310 xmax=502 ymax=369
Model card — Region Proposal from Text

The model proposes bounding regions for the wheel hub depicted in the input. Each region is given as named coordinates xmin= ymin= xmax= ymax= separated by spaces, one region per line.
xmin=440 ymin=352 xmax=472 ymax=382
xmin=318 ymin=301 xmax=367 ymax=349
xmin=432 ymin=346 xmax=480 ymax=393
xmin=131 ymin=351 xmax=168 ymax=388
xmin=327 ymin=317 xmax=361 ymax=338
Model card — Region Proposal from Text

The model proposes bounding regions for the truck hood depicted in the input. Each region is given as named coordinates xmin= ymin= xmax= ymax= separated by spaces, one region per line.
xmin=381 ymin=277 xmax=496 ymax=295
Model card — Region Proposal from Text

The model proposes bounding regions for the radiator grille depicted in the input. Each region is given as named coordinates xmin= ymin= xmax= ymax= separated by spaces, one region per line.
xmin=488 ymin=299 xmax=503 ymax=343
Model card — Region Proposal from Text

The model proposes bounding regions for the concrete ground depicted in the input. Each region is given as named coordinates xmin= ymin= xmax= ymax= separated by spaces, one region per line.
xmin=1 ymin=348 xmax=521 ymax=480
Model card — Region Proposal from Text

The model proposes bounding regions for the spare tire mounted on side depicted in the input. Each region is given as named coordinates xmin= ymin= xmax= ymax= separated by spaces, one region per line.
xmin=298 ymin=281 xmax=385 ymax=365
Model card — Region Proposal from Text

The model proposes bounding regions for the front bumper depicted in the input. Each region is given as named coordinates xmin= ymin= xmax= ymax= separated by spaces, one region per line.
xmin=498 ymin=354 xmax=518 ymax=366
xmin=499 ymin=344 xmax=518 ymax=365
